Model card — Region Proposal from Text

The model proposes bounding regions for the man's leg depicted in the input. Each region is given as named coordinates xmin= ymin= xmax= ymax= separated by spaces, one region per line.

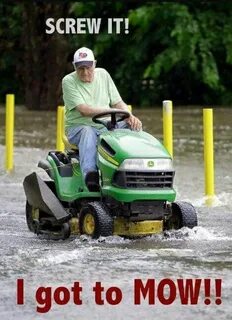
xmin=67 ymin=126 xmax=100 ymax=190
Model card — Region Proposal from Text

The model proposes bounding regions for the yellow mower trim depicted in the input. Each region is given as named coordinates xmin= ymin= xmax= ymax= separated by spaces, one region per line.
xmin=69 ymin=217 xmax=163 ymax=237
xmin=98 ymin=146 xmax=119 ymax=166
xmin=113 ymin=217 xmax=163 ymax=236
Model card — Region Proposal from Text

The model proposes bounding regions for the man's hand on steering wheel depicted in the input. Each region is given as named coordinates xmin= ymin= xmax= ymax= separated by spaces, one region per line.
xmin=92 ymin=108 xmax=142 ymax=131
xmin=126 ymin=114 xmax=142 ymax=131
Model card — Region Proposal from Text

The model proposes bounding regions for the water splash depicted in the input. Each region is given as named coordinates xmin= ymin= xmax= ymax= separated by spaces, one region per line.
xmin=37 ymin=247 xmax=94 ymax=266
xmin=164 ymin=226 xmax=232 ymax=241
xmin=184 ymin=192 xmax=232 ymax=208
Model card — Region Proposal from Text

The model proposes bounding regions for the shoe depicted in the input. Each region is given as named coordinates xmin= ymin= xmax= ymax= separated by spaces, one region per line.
xmin=85 ymin=171 xmax=100 ymax=192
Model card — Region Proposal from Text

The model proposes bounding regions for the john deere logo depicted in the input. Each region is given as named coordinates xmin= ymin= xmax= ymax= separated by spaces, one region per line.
xmin=147 ymin=160 xmax=154 ymax=167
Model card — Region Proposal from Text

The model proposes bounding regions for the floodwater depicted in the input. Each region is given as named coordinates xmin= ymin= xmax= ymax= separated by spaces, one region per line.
xmin=0 ymin=106 xmax=231 ymax=320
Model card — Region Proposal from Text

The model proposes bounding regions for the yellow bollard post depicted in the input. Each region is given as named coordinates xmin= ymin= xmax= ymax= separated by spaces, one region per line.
xmin=203 ymin=108 xmax=215 ymax=201
xmin=60 ymin=106 xmax=65 ymax=150
xmin=5 ymin=94 xmax=15 ymax=171
xmin=163 ymin=100 xmax=173 ymax=158
xmin=56 ymin=106 xmax=65 ymax=152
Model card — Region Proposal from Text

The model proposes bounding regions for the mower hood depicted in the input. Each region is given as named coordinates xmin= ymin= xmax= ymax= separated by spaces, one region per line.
xmin=99 ymin=129 xmax=171 ymax=164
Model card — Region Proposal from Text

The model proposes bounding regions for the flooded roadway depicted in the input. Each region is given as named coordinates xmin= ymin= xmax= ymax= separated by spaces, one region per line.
xmin=0 ymin=107 xmax=231 ymax=319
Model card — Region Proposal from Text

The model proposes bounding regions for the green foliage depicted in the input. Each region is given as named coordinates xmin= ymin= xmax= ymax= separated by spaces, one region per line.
xmin=129 ymin=2 xmax=232 ymax=103
xmin=0 ymin=3 xmax=23 ymax=100
xmin=0 ymin=1 xmax=232 ymax=107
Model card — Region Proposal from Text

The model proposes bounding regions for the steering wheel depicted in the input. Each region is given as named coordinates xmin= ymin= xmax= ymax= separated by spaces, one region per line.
xmin=92 ymin=109 xmax=130 ymax=130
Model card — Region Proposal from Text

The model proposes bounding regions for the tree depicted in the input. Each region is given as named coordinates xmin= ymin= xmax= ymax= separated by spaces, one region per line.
xmin=21 ymin=2 xmax=70 ymax=110
xmin=128 ymin=2 xmax=232 ymax=105
xmin=0 ymin=3 xmax=23 ymax=100
xmin=1 ymin=1 xmax=232 ymax=108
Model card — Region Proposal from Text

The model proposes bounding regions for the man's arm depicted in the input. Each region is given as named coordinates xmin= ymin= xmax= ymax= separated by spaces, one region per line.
xmin=78 ymin=100 xmax=128 ymax=116
xmin=77 ymin=104 xmax=109 ymax=117
xmin=111 ymin=100 xmax=129 ymax=112
xmin=78 ymin=100 xmax=142 ymax=131
xmin=112 ymin=101 xmax=142 ymax=131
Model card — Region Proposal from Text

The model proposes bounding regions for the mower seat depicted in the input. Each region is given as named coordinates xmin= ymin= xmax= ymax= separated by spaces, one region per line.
xmin=62 ymin=133 xmax=78 ymax=150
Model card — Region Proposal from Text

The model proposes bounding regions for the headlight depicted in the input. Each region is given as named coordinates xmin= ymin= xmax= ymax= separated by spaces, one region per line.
xmin=119 ymin=158 xmax=173 ymax=171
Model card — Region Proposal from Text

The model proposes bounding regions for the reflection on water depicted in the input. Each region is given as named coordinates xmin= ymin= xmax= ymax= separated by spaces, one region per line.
xmin=0 ymin=106 xmax=231 ymax=320
xmin=0 ymin=106 xmax=231 ymax=158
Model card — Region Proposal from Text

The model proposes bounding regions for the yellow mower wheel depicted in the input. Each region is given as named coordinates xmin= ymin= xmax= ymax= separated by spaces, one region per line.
xmin=82 ymin=213 xmax=95 ymax=235
xmin=79 ymin=202 xmax=113 ymax=239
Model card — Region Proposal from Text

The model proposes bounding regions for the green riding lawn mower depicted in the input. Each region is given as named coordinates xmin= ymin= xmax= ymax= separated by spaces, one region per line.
xmin=23 ymin=110 xmax=198 ymax=240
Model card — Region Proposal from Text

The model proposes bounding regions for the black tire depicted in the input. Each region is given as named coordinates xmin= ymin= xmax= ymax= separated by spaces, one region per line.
xmin=167 ymin=201 xmax=198 ymax=230
xmin=26 ymin=201 xmax=39 ymax=233
xmin=26 ymin=201 xmax=71 ymax=239
xmin=79 ymin=202 xmax=113 ymax=239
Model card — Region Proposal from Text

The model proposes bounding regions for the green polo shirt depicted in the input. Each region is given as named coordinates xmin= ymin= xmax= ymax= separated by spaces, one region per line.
xmin=62 ymin=68 xmax=122 ymax=130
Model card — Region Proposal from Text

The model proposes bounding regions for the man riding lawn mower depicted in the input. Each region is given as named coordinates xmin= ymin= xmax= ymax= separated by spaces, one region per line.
xmin=23 ymin=47 xmax=197 ymax=239
xmin=23 ymin=109 xmax=198 ymax=240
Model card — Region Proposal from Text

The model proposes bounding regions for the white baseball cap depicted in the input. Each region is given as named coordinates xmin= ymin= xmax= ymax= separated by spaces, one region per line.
xmin=73 ymin=47 xmax=95 ymax=68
